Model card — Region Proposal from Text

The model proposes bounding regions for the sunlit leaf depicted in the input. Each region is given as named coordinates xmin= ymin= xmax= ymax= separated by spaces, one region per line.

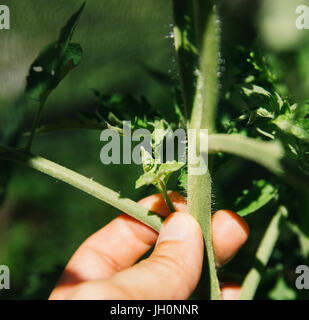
xmin=136 ymin=148 xmax=184 ymax=189
xmin=233 ymin=180 xmax=278 ymax=217
xmin=26 ymin=3 xmax=85 ymax=102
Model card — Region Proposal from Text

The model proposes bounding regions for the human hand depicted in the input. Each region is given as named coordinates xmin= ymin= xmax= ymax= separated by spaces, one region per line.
xmin=49 ymin=192 xmax=249 ymax=300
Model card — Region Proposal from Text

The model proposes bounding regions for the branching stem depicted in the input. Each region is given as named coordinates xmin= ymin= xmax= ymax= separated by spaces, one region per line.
xmin=240 ymin=206 xmax=288 ymax=300
xmin=158 ymin=181 xmax=176 ymax=213
xmin=0 ymin=145 xmax=163 ymax=232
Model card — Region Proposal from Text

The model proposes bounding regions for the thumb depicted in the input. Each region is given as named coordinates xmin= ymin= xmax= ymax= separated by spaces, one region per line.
xmin=67 ymin=212 xmax=204 ymax=300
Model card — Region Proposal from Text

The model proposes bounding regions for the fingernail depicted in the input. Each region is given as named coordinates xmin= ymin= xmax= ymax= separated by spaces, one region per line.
xmin=157 ymin=212 xmax=189 ymax=244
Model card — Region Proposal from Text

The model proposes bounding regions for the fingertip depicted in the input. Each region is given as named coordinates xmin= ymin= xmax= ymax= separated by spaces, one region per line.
xmin=148 ymin=211 xmax=204 ymax=298
xmin=212 ymin=210 xmax=249 ymax=268
xmin=138 ymin=192 xmax=187 ymax=217
xmin=96 ymin=211 xmax=204 ymax=300
xmin=168 ymin=191 xmax=187 ymax=213
xmin=214 ymin=210 xmax=250 ymax=236
xmin=157 ymin=211 xmax=203 ymax=246
xmin=220 ymin=283 xmax=241 ymax=300
xmin=118 ymin=213 xmax=158 ymax=244
xmin=138 ymin=194 xmax=170 ymax=216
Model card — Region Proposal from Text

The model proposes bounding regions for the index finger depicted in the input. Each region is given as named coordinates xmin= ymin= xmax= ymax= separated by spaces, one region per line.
xmin=49 ymin=192 xmax=186 ymax=300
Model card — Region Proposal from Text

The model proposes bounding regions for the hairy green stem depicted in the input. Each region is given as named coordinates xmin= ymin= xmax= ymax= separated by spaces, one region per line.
xmin=172 ymin=0 xmax=221 ymax=299
xmin=206 ymin=134 xmax=284 ymax=175
xmin=0 ymin=145 xmax=163 ymax=232
xmin=206 ymin=134 xmax=309 ymax=191
xmin=187 ymin=151 xmax=220 ymax=299
xmin=190 ymin=1 xmax=221 ymax=300
xmin=192 ymin=0 xmax=220 ymax=133
xmin=158 ymin=181 xmax=176 ymax=213
xmin=240 ymin=206 xmax=288 ymax=300
xmin=172 ymin=0 xmax=198 ymax=119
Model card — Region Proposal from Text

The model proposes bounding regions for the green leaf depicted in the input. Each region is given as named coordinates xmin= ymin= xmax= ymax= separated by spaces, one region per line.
xmin=93 ymin=91 xmax=161 ymax=130
xmin=172 ymin=0 xmax=198 ymax=118
xmin=177 ymin=166 xmax=188 ymax=192
xmin=151 ymin=119 xmax=169 ymax=161
xmin=136 ymin=145 xmax=184 ymax=189
xmin=268 ymin=276 xmax=296 ymax=300
xmin=273 ymin=104 xmax=309 ymax=143
xmin=136 ymin=163 xmax=182 ymax=189
xmin=135 ymin=145 xmax=184 ymax=214
xmin=58 ymin=3 xmax=86 ymax=46
xmin=140 ymin=147 xmax=155 ymax=173
xmin=233 ymin=180 xmax=278 ymax=217
xmin=239 ymin=84 xmax=280 ymax=119
xmin=157 ymin=161 xmax=185 ymax=181
xmin=135 ymin=171 xmax=157 ymax=189
xmin=225 ymin=45 xmax=309 ymax=178
xmin=133 ymin=112 xmax=184 ymax=205
xmin=287 ymin=221 xmax=309 ymax=258
xmin=26 ymin=3 xmax=85 ymax=102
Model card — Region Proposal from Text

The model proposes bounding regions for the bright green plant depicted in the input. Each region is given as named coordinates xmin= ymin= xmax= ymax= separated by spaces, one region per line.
xmin=1 ymin=1 xmax=309 ymax=300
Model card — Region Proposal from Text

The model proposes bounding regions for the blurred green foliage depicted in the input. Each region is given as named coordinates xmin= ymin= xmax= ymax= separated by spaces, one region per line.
xmin=1 ymin=0 xmax=309 ymax=300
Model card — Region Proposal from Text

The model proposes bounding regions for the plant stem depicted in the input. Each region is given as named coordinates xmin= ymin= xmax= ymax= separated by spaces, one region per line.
xmin=193 ymin=0 xmax=220 ymax=133
xmin=205 ymin=133 xmax=309 ymax=191
xmin=286 ymin=221 xmax=309 ymax=258
xmin=0 ymin=145 xmax=163 ymax=232
xmin=172 ymin=0 xmax=198 ymax=119
xmin=240 ymin=206 xmax=288 ymax=300
xmin=24 ymin=121 xmax=107 ymax=136
xmin=189 ymin=0 xmax=221 ymax=300
xmin=158 ymin=181 xmax=176 ymax=213
xmin=173 ymin=0 xmax=221 ymax=300
xmin=26 ymin=98 xmax=46 ymax=151
xmin=187 ymin=150 xmax=220 ymax=300
xmin=206 ymin=134 xmax=284 ymax=175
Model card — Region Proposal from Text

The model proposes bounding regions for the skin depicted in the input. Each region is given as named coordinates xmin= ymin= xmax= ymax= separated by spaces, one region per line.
xmin=220 ymin=283 xmax=242 ymax=300
xmin=49 ymin=192 xmax=249 ymax=300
